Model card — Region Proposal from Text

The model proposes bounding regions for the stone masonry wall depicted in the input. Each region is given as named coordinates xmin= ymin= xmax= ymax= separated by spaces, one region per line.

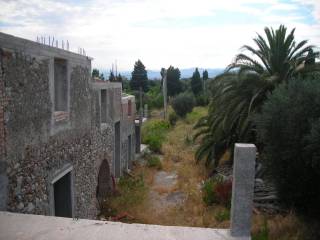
xmin=0 ymin=50 xmax=6 ymax=161
xmin=1 ymin=44 xmax=114 ymax=219
xmin=120 ymin=98 xmax=136 ymax=172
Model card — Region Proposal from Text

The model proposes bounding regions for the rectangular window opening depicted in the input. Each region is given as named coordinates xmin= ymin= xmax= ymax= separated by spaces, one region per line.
xmin=54 ymin=58 xmax=68 ymax=112
xmin=128 ymin=100 xmax=132 ymax=117
xmin=101 ymin=89 xmax=107 ymax=123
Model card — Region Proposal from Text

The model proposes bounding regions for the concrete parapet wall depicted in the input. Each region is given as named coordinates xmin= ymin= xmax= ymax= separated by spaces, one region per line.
xmin=0 ymin=211 xmax=236 ymax=240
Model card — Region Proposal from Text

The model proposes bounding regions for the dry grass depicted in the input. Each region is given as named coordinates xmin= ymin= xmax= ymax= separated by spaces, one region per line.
xmin=251 ymin=212 xmax=305 ymax=240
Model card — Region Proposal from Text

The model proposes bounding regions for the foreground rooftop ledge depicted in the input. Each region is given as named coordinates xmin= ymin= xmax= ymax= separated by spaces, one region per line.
xmin=0 ymin=212 xmax=246 ymax=240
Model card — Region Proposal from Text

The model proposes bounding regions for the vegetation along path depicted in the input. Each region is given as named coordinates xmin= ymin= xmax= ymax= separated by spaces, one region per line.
xmin=102 ymin=107 xmax=306 ymax=239
xmin=103 ymin=107 xmax=229 ymax=228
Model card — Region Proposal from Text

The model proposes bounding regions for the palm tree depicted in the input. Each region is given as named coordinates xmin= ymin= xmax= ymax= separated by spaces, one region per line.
xmin=194 ymin=25 xmax=319 ymax=167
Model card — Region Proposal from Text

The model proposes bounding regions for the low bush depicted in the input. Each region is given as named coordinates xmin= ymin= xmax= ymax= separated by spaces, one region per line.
xmin=146 ymin=156 xmax=162 ymax=170
xmin=142 ymin=119 xmax=170 ymax=153
xmin=114 ymin=174 xmax=147 ymax=207
xmin=255 ymin=77 xmax=320 ymax=219
xmin=146 ymin=93 xmax=163 ymax=109
xmin=215 ymin=179 xmax=232 ymax=208
xmin=202 ymin=177 xmax=232 ymax=207
xmin=172 ymin=93 xmax=195 ymax=117
xmin=214 ymin=209 xmax=230 ymax=222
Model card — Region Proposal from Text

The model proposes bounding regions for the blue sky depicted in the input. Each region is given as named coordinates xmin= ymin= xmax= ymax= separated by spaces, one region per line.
xmin=0 ymin=0 xmax=319 ymax=71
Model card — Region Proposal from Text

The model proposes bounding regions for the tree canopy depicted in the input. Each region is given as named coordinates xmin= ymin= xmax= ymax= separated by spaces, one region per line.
xmin=130 ymin=59 xmax=149 ymax=92
xmin=166 ymin=65 xmax=182 ymax=97
xmin=202 ymin=70 xmax=208 ymax=90
xmin=191 ymin=68 xmax=203 ymax=96
xmin=109 ymin=71 xmax=115 ymax=81
xmin=92 ymin=68 xmax=100 ymax=78
xmin=194 ymin=25 xmax=320 ymax=167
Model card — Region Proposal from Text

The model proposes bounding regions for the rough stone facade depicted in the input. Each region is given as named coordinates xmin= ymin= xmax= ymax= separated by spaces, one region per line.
xmin=121 ymin=94 xmax=136 ymax=170
xmin=92 ymin=81 xmax=136 ymax=176
xmin=0 ymin=32 xmax=136 ymax=219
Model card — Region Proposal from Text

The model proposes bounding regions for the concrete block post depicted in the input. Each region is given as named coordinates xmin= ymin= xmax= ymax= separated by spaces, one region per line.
xmin=230 ymin=143 xmax=256 ymax=240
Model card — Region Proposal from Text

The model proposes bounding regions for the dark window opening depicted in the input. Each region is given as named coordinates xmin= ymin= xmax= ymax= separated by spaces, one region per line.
xmin=128 ymin=135 xmax=132 ymax=169
xmin=54 ymin=172 xmax=72 ymax=218
xmin=54 ymin=58 xmax=68 ymax=112
xmin=128 ymin=100 xmax=132 ymax=116
xmin=96 ymin=160 xmax=112 ymax=208
xmin=135 ymin=125 xmax=141 ymax=153
xmin=101 ymin=90 xmax=107 ymax=123
xmin=115 ymin=121 xmax=121 ymax=177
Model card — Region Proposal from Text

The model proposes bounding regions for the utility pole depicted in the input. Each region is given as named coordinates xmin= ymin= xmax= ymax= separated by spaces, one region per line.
xmin=139 ymin=86 xmax=143 ymax=145
xmin=163 ymin=70 xmax=167 ymax=120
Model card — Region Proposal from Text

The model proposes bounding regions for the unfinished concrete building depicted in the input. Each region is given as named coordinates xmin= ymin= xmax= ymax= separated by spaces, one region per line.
xmin=0 ymin=32 xmax=137 ymax=219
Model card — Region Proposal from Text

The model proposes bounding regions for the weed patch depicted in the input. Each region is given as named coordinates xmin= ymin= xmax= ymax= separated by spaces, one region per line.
xmin=147 ymin=156 xmax=162 ymax=170
xmin=202 ymin=177 xmax=232 ymax=208
xmin=110 ymin=174 xmax=147 ymax=211
xmin=215 ymin=209 xmax=230 ymax=222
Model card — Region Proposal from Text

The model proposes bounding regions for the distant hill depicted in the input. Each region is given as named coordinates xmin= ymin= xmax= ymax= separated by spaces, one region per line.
xmin=101 ymin=68 xmax=224 ymax=80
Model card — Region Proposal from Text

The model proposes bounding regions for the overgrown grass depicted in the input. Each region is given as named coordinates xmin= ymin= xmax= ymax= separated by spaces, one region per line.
xmin=252 ymin=213 xmax=306 ymax=240
xmin=106 ymin=106 xmax=306 ymax=239
xmin=185 ymin=106 xmax=207 ymax=124
xmin=253 ymin=218 xmax=269 ymax=240
xmin=109 ymin=174 xmax=147 ymax=212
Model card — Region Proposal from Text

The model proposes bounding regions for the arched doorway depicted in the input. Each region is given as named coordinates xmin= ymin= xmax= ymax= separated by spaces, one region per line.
xmin=96 ymin=160 xmax=112 ymax=209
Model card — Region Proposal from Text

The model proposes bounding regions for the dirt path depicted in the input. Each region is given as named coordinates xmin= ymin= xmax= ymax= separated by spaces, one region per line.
xmin=108 ymin=107 xmax=230 ymax=227
xmin=148 ymin=170 xmax=186 ymax=214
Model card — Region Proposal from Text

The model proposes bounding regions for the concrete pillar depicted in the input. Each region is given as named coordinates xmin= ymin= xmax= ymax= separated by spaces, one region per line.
xmin=230 ymin=143 xmax=256 ymax=240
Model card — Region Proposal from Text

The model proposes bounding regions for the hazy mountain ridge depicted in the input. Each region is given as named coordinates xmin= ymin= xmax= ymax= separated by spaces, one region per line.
xmin=101 ymin=68 xmax=224 ymax=80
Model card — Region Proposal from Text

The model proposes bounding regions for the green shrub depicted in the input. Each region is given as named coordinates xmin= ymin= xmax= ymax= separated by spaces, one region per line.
xmin=169 ymin=111 xmax=178 ymax=126
xmin=146 ymin=135 xmax=162 ymax=152
xmin=214 ymin=209 xmax=230 ymax=222
xmin=172 ymin=93 xmax=195 ymax=118
xmin=255 ymin=77 xmax=320 ymax=219
xmin=147 ymin=156 xmax=162 ymax=169
xmin=214 ymin=179 xmax=232 ymax=208
xmin=142 ymin=119 xmax=170 ymax=153
xmin=195 ymin=93 xmax=209 ymax=106
xmin=116 ymin=174 xmax=146 ymax=207
xmin=202 ymin=178 xmax=217 ymax=205
xmin=146 ymin=93 xmax=163 ymax=109
xmin=119 ymin=174 xmax=145 ymax=190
